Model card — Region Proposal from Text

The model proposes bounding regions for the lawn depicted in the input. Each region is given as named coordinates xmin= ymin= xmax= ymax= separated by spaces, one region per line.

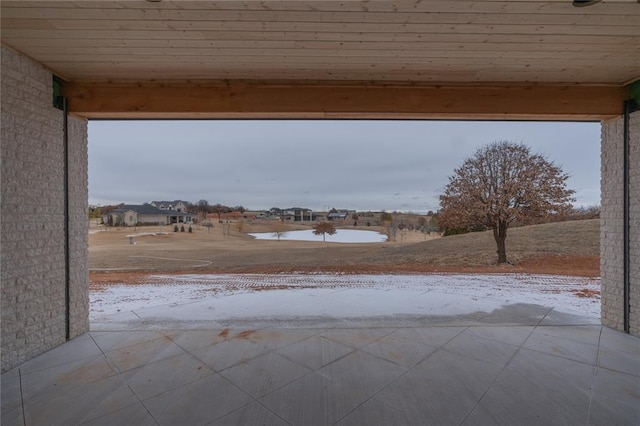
xmin=89 ymin=219 xmax=599 ymax=281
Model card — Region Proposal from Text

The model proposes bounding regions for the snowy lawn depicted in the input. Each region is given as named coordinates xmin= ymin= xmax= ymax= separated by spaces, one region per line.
xmin=90 ymin=273 xmax=600 ymax=321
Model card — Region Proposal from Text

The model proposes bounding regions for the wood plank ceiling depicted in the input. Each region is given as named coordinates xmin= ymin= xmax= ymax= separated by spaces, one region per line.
xmin=1 ymin=0 xmax=638 ymax=119
xmin=2 ymin=0 xmax=638 ymax=84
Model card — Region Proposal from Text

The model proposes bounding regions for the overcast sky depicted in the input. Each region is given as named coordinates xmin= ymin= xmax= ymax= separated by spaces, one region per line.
xmin=88 ymin=120 xmax=601 ymax=213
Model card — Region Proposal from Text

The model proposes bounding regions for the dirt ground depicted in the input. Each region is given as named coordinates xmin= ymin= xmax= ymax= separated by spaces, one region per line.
xmin=89 ymin=219 xmax=599 ymax=285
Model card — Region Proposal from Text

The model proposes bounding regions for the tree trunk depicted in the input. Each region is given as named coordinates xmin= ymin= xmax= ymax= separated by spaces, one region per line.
xmin=492 ymin=220 xmax=508 ymax=264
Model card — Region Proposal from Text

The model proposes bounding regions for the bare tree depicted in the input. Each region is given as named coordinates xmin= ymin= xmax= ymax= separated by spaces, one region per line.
xmin=380 ymin=211 xmax=398 ymax=242
xmin=211 ymin=203 xmax=228 ymax=223
xmin=222 ymin=221 xmax=231 ymax=238
xmin=202 ymin=220 xmax=213 ymax=233
xmin=398 ymin=223 xmax=408 ymax=243
xmin=439 ymin=141 xmax=575 ymax=264
xmin=313 ymin=221 xmax=337 ymax=242
xmin=196 ymin=199 xmax=210 ymax=220
xmin=270 ymin=219 xmax=288 ymax=241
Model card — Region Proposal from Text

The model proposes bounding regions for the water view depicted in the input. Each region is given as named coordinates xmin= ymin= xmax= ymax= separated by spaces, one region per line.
xmin=249 ymin=229 xmax=387 ymax=243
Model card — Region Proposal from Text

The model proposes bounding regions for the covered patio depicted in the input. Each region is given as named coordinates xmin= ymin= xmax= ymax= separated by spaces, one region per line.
xmin=1 ymin=1 xmax=639 ymax=424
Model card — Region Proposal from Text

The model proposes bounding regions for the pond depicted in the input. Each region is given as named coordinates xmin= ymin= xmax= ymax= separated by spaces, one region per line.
xmin=249 ymin=229 xmax=387 ymax=243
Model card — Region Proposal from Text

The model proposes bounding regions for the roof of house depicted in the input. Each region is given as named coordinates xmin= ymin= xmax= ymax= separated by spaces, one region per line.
xmin=112 ymin=204 xmax=165 ymax=215
xmin=151 ymin=200 xmax=188 ymax=206
xmin=327 ymin=212 xmax=349 ymax=218
xmin=285 ymin=207 xmax=312 ymax=212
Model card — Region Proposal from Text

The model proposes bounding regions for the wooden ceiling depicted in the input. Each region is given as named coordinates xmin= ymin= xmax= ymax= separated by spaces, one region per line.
xmin=1 ymin=0 xmax=638 ymax=119
xmin=2 ymin=0 xmax=638 ymax=84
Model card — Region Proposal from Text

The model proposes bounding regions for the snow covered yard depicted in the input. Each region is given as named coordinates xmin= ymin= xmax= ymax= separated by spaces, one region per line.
xmin=90 ymin=273 xmax=600 ymax=321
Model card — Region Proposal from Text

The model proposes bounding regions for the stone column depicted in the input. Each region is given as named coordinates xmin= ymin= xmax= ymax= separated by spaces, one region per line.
xmin=1 ymin=46 xmax=89 ymax=372
xmin=600 ymin=109 xmax=640 ymax=336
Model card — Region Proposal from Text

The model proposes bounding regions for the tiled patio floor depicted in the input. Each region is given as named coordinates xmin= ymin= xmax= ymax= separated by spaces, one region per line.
xmin=2 ymin=303 xmax=639 ymax=425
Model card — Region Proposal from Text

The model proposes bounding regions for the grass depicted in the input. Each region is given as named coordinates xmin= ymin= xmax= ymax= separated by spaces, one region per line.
xmin=89 ymin=219 xmax=599 ymax=277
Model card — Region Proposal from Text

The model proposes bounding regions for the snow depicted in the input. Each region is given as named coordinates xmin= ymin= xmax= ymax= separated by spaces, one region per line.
xmin=90 ymin=273 xmax=600 ymax=322
xmin=249 ymin=229 xmax=387 ymax=243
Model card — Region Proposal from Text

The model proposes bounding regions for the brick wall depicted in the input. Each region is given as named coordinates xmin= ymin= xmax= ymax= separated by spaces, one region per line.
xmin=1 ymin=46 xmax=89 ymax=372
xmin=630 ymin=110 xmax=640 ymax=335
xmin=601 ymin=109 xmax=640 ymax=336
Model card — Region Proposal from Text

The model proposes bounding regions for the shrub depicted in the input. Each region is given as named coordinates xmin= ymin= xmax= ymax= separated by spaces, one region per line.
xmin=173 ymin=225 xmax=179 ymax=232
xmin=180 ymin=225 xmax=185 ymax=232
xmin=442 ymin=224 xmax=485 ymax=237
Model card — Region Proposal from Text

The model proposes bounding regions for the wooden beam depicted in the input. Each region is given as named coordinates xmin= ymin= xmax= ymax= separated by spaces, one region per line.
xmin=61 ymin=81 xmax=630 ymax=120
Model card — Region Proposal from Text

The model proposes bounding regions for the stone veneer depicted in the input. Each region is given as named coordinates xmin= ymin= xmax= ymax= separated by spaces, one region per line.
xmin=1 ymin=46 xmax=89 ymax=372
xmin=601 ymin=109 xmax=640 ymax=336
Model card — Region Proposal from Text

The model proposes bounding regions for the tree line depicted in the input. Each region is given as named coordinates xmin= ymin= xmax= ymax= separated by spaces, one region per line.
xmin=194 ymin=200 xmax=246 ymax=221
xmin=88 ymin=201 xmax=247 ymax=221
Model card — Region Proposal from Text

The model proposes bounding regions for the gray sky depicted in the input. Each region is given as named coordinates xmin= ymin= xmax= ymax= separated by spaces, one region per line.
xmin=88 ymin=120 xmax=601 ymax=213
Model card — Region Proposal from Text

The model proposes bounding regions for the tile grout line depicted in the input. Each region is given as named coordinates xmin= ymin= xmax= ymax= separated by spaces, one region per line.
xmin=210 ymin=326 xmax=401 ymax=424
xmin=224 ymin=329 xmax=354 ymax=404
xmin=202 ymin=399 xmax=293 ymax=426
xmin=437 ymin=327 xmax=513 ymax=425
xmin=333 ymin=326 xmax=468 ymax=424
xmin=86 ymin=335 xmax=123 ymax=375
xmin=535 ymin=307 xmax=555 ymax=328
xmin=355 ymin=328 xmax=437 ymax=368
xmin=273 ymin=338 xmax=355 ymax=382
xmin=11 ymin=346 xmax=118 ymax=410
xmin=243 ymin=399 xmax=294 ymax=426
xmin=312 ymin=328 xmax=398 ymax=371
xmin=87 ymin=333 xmax=160 ymax=425
xmin=460 ymin=309 xmax=601 ymax=423
xmin=511 ymin=317 xmax=610 ymax=372
xmin=270 ymin=327 xmax=359 ymax=373
xmin=160 ymin=328 xmax=292 ymax=424
xmin=585 ymin=326 xmax=603 ymax=426
xmin=18 ymin=368 xmax=26 ymax=426
xmin=458 ymin=323 xmax=541 ymax=426
xmin=214 ymin=373 xmax=293 ymax=425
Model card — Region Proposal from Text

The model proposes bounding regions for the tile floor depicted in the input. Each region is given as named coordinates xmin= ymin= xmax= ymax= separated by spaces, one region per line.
xmin=2 ymin=305 xmax=639 ymax=425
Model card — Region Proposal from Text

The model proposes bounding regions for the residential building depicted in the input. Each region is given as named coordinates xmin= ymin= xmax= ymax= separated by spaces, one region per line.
xmin=327 ymin=211 xmax=349 ymax=221
xmin=105 ymin=204 xmax=192 ymax=226
xmin=266 ymin=207 xmax=315 ymax=221
xmin=150 ymin=200 xmax=189 ymax=213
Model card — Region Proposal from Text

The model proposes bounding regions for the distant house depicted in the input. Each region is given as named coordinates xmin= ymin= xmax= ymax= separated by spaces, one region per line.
xmin=327 ymin=211 xmax=349 ymax=221
xmin=105 ymin=204 xmax=167 ymax=226
xmin=105 ymin=204 xmax=192 ymax=226
xmin=283 ymin=207 xmax=315 ymax=222
xmin=149 ymin=200 xmax=192 ymax=223
xmin=165 ymin=210 xmax=192 ymax=224
xmin=265 ymin=207 xmax=315 ymax=221
xmin=150 ymin=200 xmax=189 ymax=213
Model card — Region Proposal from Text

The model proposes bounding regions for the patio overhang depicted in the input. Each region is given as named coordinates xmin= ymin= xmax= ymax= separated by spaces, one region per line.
xmin=2 ymin=0 xmax=638 ymax=121
xmin=61 ymin=80 xmax=630 ymax=121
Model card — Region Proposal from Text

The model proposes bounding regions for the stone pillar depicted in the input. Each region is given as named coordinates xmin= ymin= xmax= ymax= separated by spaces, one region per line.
xmin=1 ymin=46 xmax=89 ymax=372
xmin=600 ymin=109 xmax=640 ymax=336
